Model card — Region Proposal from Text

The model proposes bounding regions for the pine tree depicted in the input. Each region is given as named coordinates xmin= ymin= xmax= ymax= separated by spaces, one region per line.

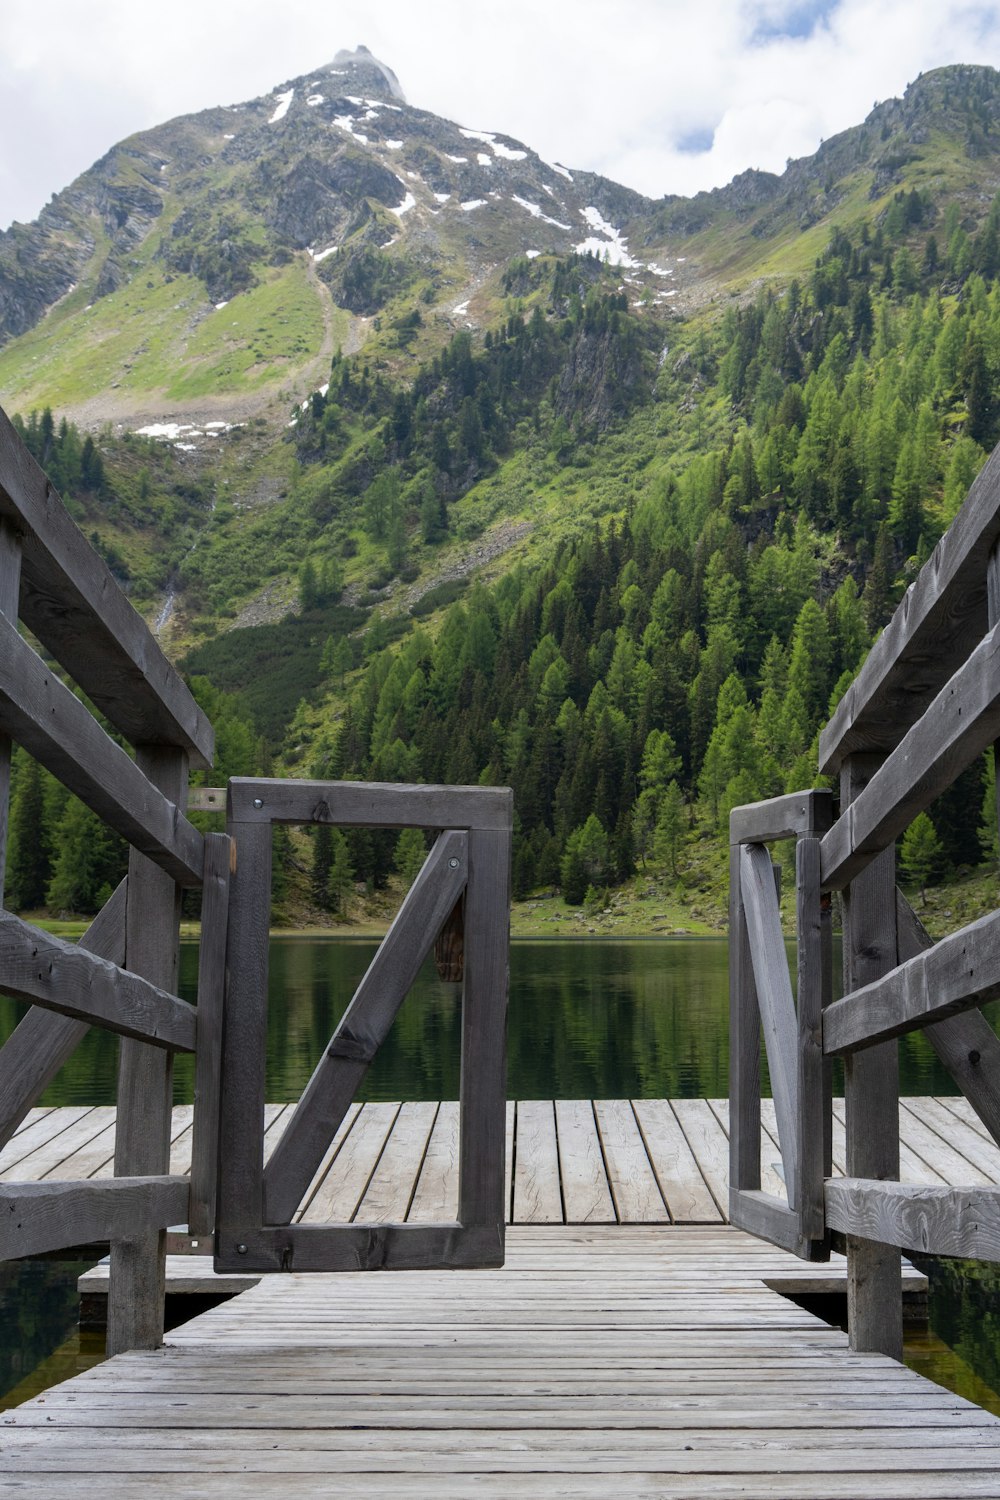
xmin=899 ymin=813 xmax=944 ymax=903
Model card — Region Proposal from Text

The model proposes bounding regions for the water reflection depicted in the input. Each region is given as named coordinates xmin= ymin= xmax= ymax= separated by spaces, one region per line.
xmin=0 ymin=937 xmax=984 ymax=1105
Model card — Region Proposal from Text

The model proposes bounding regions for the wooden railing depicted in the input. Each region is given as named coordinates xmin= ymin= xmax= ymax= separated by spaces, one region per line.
xmin=0 ymin=404 xmax=219 ymax=1355
xmin=0 ymin=404 xmax=513 ymax=1352
xmin=730 ymin=441 xmax=1000 ymax=1358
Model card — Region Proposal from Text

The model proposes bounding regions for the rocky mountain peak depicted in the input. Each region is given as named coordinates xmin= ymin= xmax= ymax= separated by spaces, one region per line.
xmin=325 ymin=46 xmax=406 ymax=104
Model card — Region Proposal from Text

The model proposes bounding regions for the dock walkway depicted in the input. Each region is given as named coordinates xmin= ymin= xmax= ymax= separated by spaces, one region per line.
xmin=5 ymin=1225 xmax=1000 ymax=1497
xmin=4 ymin=1094 xmax=997 ymax=1228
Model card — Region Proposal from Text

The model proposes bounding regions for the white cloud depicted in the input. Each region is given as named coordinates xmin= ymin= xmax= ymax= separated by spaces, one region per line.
xmin=2 ymin=0 xmax=1000 ymax=228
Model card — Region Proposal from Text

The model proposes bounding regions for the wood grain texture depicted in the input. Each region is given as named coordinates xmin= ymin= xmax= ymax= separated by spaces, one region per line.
xmin=796 ymin=836 xmax=832 ymax=1247
xmin=228 ymin=777 xmax=513 ymax=831
xmin=822 ymin=620 xmax=1000 ymax=890
xmin=0 ymin=613 xmax=204 ymax=885
xmin=0 ymin=516 xmax=21 ymax=909
xmin=594 ymin=1099 xmax=668 ymax=1223
xmin=0 ymin=404 xmax=213 ymax=767
xmin=215 ymin=819 xmax=272 ymax=1263
xmin=109 ymin=746 xmax=187 ymax=1357
xmin=728 ymin=844 xmax=760 ymax=1198
xmin=632 ymin=1099 xmax=722 ymax=1223
xmin=819 ymin=438 xmax=1000 ymax=775
xmin=188 ymin=833 xmax=232 ymax=1236
xmin=825 ymin=1178 xmax=1000 ymax=1258
xmin=554 ymin=1100 xmax=615 ymax=1223
xmin=740 ymin=843 xmax=799 ymax=1209
xmin=826 ymin=903 xmax=1000 ymax=1054
xmin=839 ymin=755 xmax=902 ymax=1360
xmin=0 ymin=880 xmax=126 ymax=1148
xmin=0 ymin=1175 xmax=189 ymax=1259
xmin=896 ymin=891 xmax=1000 ymax=1146
xmin=263 ymin=832 xmax=469 ymax=1225
xmin=513 ymin=1101 xmax=562 ymax=1224
xmin=458 ymin=825 xmax=509 ymax=1243
xmin=0 ymin=906 xmax=195 ymax=1048
xmin=729 ymin=790 xmax=834 ymax=845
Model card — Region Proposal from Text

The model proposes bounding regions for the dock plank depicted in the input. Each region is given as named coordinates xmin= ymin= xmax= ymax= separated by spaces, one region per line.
xmin=512 ymin=1100 xmax=562 ymax=1223
xmin=594 ymin=1099 xmax=668 ymax=1222
xmin=554 ymin=1099 xmax=615 ymax=1223
xmin=5 ymin=1225 xmax=994 ymax=1498
xmin=356 ymin=1101 xmax=438 ymax=1223
xmin=633 ymin=1099 xmax=722 ymax=1223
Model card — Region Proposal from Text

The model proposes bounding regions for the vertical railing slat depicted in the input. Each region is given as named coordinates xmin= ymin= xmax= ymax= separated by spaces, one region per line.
xmin=0 ymin=519 xmax=22 ymax=905
xmin=107 ymin=745 xmax=187 ymax=1356
xmin=188 ymin=832 xmax=233 ymax=1236
xmin=840 ymin=752 xmax=902 ymax=1360
xmin=728 ymin=843 xmax=760 ymax=1202
xmin=795 ymin=836 xmax=830 ymax=1243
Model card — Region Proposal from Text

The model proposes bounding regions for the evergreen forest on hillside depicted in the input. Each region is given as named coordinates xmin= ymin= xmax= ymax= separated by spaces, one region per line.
xmin=9 ymin=170 xmax=1000 ymax=923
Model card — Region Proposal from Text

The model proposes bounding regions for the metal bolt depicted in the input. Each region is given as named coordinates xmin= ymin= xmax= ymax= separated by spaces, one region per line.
xmin=449 ymin=857 xmax=461 ymax=868
xmin=252 ymin=798 xmax=264 ymax=810
xmin=236 ymin=1243 xmax=248 ymax=1255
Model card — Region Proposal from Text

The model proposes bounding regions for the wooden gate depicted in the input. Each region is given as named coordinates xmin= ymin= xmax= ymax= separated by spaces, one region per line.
xmin=210 ymin=778 xmax=511 ymax=1273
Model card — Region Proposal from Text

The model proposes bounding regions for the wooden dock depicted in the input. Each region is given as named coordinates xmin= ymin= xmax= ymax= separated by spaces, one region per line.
xmin=5 ymin=1225 xmax=1000 ymax=1497
xmin=4 ymin=1094 xmax=999 ymax=1229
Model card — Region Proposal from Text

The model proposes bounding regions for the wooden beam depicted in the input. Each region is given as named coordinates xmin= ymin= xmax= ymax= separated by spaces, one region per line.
xmin=728 ymin=845 xmax=760 ymax=1199
xmin=228 ymin=777 xmax=513 ymax=832
xmin=895 ymin=889 xmax=1000 ymax=1147
xmin=0 ymin=404 xmax=213 ymax=768
xmin=795 ymin=835 xmax=831 ymax=1247
xmin=263 ymin=832 xmax=469 ymax=1224
xmin=839 ymin=753 xmax=902 ymax=1360
xmin=0 ymin=518 xmax=22 ymax=907
xmin=821 ymin=619 xmax=1000 ymax=890
xmin=188 ymin=833 xmax=233 ymax=1236
xmin=458 ymin=824 xmax=510 ymax=1243
xmin=0 ymin=613 xmax=204 ymax=886
xmin=213 ymin=1221 xmax=504 ymax=1274
xmin=825 ymin=904 xmax=1000 ymax=1054
xmin=825 ymin=1178 xmax=1000 ymax=1260
xmin=819 ymin=440 xmax=1000 ymax=775
xmin=740 ymin=843 xmax=798 ymax=1210
xmin=0 ymin=880 xmax=126 ymax=1148
xmin=730 ymin=1190 xmax=828 ymax=1260
xmin=728 ymin=790 xmax=834 ymax=846
xmin=0 ymin=1176 xmax=189 ymax=1261
xmin=108 ymin=746 xmax=187 ymax=1356
xmin=0 ymin=907 xmax=195 ymax=1049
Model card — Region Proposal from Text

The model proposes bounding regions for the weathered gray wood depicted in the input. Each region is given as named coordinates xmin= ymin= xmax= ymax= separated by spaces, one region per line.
xmin=795 ymin=835 xmax=830 ymax=1247
xmin=554 ymin=1100 xmax=615 ymax=1223
xmin=458 ymin=824 xmax=509 ymax=1250
xmin=0 ymin=906 xmax=195 ymax=1048
xmin=228 ymin=777 xmax=514 ymax=831
xmin=264 ymin=832 xmax=469 ymax=1224
xmin=214 ymin=1221 xmax=505 ymax=1273
xmin=819 ymin=439 xmax=1000 ymax=775
xmin=826 ymin=903 xmax=1000 ymax=1054
xmin=214 ymin=818 xmax=272 ymax=1265
xmin=0 ymin=1175 xmax=189 ymax=1259
xmin=0 ymin=405 xmax=213 ymax=767
xmin=825 ymin=1178 xmax=1000 ymax=1259
xmin=186 ymin=786 xmax=226 ymax=812
xmin=730 ymin=1189 xmax=827 ymax=1258
xmin=822 ymin=620 xmax=1000 ymax=889
xmin=513 ymin=1100 xmax=563 ymax=1223
xmin=108 ymin=746 xmax=187 ymax=1357
xmin=728 ymin=844 xmax=760 ymax=1201
xmin=0 ymin=517 xmax=22 ymax=907
xmin=729 ymin=790 xmax=834 ymax=846
xmin=188 ymin=833 xmax=233 ymax=1236
xmin=0 ymin=613 xmax=204 ymax=886
xmin=632 ymin=1099 xmax=722 ymax=1223
xmin=0 ymin=879 xmax=126 ymax=1148
xmin=739 ymin=843 xmax=798 ymax=1209
xmin=839 ymin=754 xmax=902 ymax=1360
xmin=594 ymin=1099 xmax=668 ymax=1223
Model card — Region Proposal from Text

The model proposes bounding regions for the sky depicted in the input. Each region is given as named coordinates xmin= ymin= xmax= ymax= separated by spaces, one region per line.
xmin=3 ymin=0 xmax=1000 ymax=230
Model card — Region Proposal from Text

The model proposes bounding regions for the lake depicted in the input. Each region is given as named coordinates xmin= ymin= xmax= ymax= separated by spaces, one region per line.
xmin=1 ymin=936 xmax=998 ymax=1413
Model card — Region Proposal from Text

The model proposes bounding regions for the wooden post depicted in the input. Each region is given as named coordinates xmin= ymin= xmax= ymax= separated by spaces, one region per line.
xmin=728 ymin=842 xmax=760 ymax=1201
xmin=107 ymin=745 xmax=187 ymax=1355
xmin=840 ymin=752 xmax=902 ymax=1358
xmin=0 ymin=519 xmax=22 ymax=905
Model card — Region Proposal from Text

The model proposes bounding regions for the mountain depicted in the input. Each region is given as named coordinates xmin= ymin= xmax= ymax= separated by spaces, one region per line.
xmin=5 ymin=58 xmax=1000 ymax=923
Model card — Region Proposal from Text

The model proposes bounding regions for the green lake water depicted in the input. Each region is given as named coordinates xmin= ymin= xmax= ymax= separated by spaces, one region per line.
xmin=2 ymin=936 xmax=999 ymax=1414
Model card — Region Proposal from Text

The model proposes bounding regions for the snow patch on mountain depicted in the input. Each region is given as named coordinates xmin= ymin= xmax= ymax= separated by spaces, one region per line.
xmin=268 ymin=89 xmax=294 ymax=124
